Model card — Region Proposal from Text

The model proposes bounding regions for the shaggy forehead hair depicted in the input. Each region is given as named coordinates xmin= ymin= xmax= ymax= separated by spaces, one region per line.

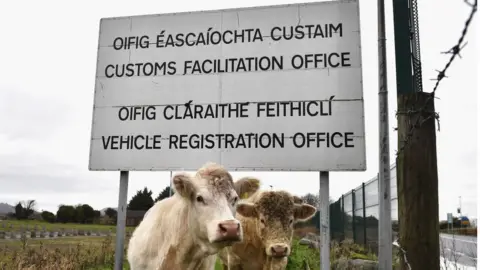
xmin=195 ymin=162 xmax=235 ymax=196
xmin=256 ymin=191 xmax=295 ymax=219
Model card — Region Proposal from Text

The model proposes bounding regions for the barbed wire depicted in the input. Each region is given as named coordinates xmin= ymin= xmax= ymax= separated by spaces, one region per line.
xmin=393 ymin=239 xmax=412 ymax=270
xmin=395 ymin=0 xmax=477 ymax=157
xmin=393 ymin=1 xmax=477 ymax=269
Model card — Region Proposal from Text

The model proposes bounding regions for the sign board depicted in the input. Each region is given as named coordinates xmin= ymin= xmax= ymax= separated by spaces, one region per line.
xmin=447 ymin=213 xmax=453 ymax=224
xmin=88 ymin=0 xmax=365 ymax=172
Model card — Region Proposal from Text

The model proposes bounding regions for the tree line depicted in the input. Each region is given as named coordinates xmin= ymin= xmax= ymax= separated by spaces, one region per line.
xmin=7 ymin=186 xmax=174 ymax=224
xmin=8 ymin=188 xmax=333 ymax=228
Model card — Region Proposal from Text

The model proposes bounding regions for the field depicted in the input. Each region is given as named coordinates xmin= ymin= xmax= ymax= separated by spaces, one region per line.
xmin=0 ymin=235 xmax=123 ymax=269
xmin=0 ymin=221 xmax=378 ymax=269
xmin=0 ymin=236 xmax=313 ymax=270
xmin=0 ymin=220 xmax=136 ymax=233
xmin=0 ymin=220 xmax=133 ymax=269
xmin=0 ymin=234 xmax=229 ymax=270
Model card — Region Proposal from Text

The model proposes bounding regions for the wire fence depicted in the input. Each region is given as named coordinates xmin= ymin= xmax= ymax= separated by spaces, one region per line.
xmin=393 ymin=1 xmax=476 ymax=267
xmin=330 ymin=0 xmax=477 ymax=257
xmin=395 ymin=0 xmax=477 ymax=158
xmin=299 ymin=1 xmax=477 ymax=264
xmin=329 ymin=163 xmax=398 ymax=254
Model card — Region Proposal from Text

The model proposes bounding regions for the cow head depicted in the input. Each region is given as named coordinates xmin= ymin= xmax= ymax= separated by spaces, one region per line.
xmin=172 ymin=162 xmax=260 ymax=252
xmin=235 ymin=191 xmax=317 ymax=258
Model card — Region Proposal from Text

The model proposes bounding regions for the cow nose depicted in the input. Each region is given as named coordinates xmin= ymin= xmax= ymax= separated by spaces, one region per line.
xmin=271 ymin=245 xmax=288 ymax=257
xmin=218 ymin=220 xmax=241 ymax=238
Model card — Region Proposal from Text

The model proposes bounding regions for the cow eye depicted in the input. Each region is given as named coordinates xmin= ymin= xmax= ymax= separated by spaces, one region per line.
xmin=289 ymin=218 xmax=294 ymax=225
xmin=232 ymin=196 xmax=238 ymax=205
xmin=196 ymin=195 xmax=205 ymax=204
xmin=260 ymin=218 xmax=265 ymax=224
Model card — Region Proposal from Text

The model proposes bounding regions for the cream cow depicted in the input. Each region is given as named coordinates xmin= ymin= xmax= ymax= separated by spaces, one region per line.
xmin=218 ymin=190 xmax=317 ymax=270
xmin=127 ymin=162 xmax=260 ymax=270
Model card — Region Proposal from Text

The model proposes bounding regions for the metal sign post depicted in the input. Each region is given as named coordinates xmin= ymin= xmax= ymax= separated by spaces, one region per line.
xmin=114 ymin=171 xmax=129 ymax=270
xmin=319 ymin=171 xmax=330 ymax=269
xmin=447 ymin=213 xmax=453 ymax=233
xmin=377 ymin=0 xmax=393 ymax=267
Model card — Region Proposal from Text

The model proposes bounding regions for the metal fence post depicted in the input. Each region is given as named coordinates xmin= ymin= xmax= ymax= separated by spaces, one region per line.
xmin=362 ymin=182 xmax=367 ymax=247
xmin=352 ymin=189 xmax=356 ymax=243
xmin=341 ymin=195 xmax=345 ymax=241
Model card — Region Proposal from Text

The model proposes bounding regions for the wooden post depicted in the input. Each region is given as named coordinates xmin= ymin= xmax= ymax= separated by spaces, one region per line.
xmin=392 ymin=0 xmax=440 ymax=268
xmin=396 ymin=92 xmax=440 ymax=269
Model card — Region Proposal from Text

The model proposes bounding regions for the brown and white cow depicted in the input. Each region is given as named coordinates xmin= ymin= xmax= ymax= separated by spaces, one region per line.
xmin=127 ymin=162 xmax=260 ymax=270
xmin=218 ymin=190 xmax=317 ymax=270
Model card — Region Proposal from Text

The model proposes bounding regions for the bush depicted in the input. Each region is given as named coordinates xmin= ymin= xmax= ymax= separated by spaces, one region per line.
xmin=459 ymin=227 xmax=477 ymax=236
xmin=439 ymin=221 xmax=448 ymax=230
xmin=440 ymin=227 xmax=477 ymax=236
xmin=330 ymin=239 xmax=378 ymax=269
xmin=41 ymin=211 xmax=56 ymax=223
xmin=286 ymin=237 xmax=385 ymax=270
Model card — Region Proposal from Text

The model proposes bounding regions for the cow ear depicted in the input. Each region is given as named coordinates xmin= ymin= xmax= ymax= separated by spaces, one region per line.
xmin=294 ymin=204 xmax=317 ymax=222
xmin=172 ymin=173 xmax=196 ymax=200
xmin=234 ymin=177 xmax=260 ymax=199
xmin=236 ymin=202 xmax=258 ymax=218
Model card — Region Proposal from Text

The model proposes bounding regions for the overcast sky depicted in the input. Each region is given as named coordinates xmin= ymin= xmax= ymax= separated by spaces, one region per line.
xmin=0 ymin=0 xmax=477 ymax=222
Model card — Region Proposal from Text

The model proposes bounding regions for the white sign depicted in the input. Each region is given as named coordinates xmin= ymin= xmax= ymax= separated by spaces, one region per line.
xmin=88 ymin=0 xmax=366 ymax=172
xmin=447 ymin=213 xmax=453 ymax=224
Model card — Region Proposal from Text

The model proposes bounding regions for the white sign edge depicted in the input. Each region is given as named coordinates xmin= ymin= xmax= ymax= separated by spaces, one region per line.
xmin=97 ymin=0 xmax=359 ymax=22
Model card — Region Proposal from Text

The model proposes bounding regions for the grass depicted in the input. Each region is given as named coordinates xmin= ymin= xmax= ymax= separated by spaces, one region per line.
xmin=329 ymin=239 xmax=381 ymax=269
xmin=0 ymin=220 xmax=136 ymax=233
xmin=0 ymin=236 xmax=107 ymax=248
xmin=286 ymin=237 xmax=321 ymax=270
xmin=0 ymin=226 xmax=387 ymax=270
xmin=0 ymin=234 xmax=224 ymax=270
xmin=215 ymin=260 xmax=223 ymax=270
xmin=0 ymin=234 xmax=126 ymax=270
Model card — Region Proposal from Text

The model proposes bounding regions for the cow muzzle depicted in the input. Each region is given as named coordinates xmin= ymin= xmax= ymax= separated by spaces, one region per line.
xmin=213 ymin=220 xmax=242 ymax=243
xmin=268 ymin=243 xmax=290 ymax=258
